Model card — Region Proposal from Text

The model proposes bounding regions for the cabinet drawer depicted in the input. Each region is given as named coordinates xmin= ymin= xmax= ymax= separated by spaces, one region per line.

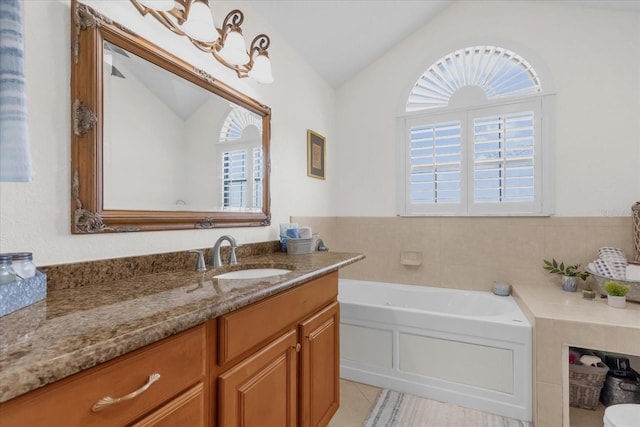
xmin=218 ymin=271 xmax=338 ymax=365
xmin=0 ymin=325 xmax=206 ymax=427
xmin=130 ymin=382 xmax=206 ymax=427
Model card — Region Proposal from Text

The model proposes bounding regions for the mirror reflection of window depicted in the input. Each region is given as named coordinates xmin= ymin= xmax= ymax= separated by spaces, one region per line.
xmin=219 ymin=107 xmax=263 ymax=211
xmin=101 ymin=42 xmax=263 ymax=213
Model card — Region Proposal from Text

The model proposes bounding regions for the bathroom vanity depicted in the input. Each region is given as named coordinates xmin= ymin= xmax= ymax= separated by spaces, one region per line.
xmin=0 ymin=251 xmax=363 ymax=427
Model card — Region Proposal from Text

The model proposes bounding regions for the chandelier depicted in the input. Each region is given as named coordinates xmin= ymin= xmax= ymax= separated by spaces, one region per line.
xmin=130 ymin=0 xmax=273 ymax=84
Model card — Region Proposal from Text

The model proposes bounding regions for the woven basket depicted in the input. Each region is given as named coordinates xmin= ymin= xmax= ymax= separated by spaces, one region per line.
xmin=569 ymin=363 xmax=609 ymax=410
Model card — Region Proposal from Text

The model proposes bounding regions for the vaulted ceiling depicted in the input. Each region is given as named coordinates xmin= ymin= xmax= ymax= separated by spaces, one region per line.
xmin=247 ymin=0 xmax=640 ymax=88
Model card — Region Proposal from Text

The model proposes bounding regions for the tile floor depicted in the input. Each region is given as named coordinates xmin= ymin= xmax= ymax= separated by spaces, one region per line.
xmin=569 ymin=404 xmax=606 ymax=427
xmin=328 ymin=379 xmax=381 ymax=426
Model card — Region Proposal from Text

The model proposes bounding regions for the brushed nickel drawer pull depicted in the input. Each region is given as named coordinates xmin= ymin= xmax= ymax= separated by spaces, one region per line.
xmin=91 ymin=373 xmax=161 ymax=412
xmin=294 ymin=343 xmax=301 ymax=352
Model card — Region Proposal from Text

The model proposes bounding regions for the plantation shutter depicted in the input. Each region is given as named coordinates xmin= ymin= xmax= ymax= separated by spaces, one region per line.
xmin=222 ymin=149 xmax=248 ymax=208
xmin=404 ymin=112 xmax=464 ymax=214
xmin=253 ymin=147 xmax=262 ymax=208
xmin=467 ymin=100 xmax=542 ymax=214
xmin=400 ymin=100 xmax=543 ymax=215
xmin=473 ymin=111 xmax=535 ymax=203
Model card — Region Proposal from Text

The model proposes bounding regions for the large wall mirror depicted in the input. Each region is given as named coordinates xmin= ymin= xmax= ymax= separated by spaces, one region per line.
xmin=71 ymin=0 xmax=271 ymax=233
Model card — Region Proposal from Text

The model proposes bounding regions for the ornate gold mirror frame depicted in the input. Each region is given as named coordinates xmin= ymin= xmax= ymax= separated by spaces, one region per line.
xmin=70 ymin=0 xmax=271 ymax=233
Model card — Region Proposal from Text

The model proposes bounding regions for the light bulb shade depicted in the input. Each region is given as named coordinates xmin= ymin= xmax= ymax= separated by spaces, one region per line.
xmin=182 ymin=0 xmax=218 ymax=42
xmin=138 ymin=0 xmax=175 ymax=11
xmin=248 ymin=53 xmax=273 ymax=84
xmin=218 ymin=30 xmax=250 ymax=66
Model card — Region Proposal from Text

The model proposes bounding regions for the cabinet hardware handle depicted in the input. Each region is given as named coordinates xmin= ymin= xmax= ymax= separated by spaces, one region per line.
xmin=294 ymin=343 xmax=301 ymax=352
xmin=91 ymin=373 xmax=161 ymax=412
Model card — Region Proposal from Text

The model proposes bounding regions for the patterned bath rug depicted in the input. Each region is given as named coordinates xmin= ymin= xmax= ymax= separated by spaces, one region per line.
xmin=364 ymin=389 xmax=532 ymax=427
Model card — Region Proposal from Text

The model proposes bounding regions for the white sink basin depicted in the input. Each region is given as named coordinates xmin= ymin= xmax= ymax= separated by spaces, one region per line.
xmin=213 ymin=268 xmax=291 ymax=279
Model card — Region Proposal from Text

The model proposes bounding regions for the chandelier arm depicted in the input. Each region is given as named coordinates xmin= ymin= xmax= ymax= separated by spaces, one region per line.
xmin=154 ymin=12 xmax=189 ymax=36
xmin=130 ymin=0 xmax=189 ymax=36
xmin=177 ymin=0 xmax=191 ymax=24
xmin=129 ymin=0 xmax=270 ymax=81
xmin=245 ymin=34 xmax=270 ymax=72
xmin=222 ymin=9 xmax=245 ymax=31
xmin=249 ymin=34 xmax=270 ymax=55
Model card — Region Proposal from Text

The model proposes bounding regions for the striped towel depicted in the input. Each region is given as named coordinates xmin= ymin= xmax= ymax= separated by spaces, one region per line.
xmin=0 ymin=0 xmax=32 ymax=182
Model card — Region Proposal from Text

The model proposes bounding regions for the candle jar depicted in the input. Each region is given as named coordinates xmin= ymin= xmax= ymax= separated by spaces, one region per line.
xmin=0 ymin=255 xmax=16 ymax=285
xmin=9 ymin=252 xmax=36 ymax=279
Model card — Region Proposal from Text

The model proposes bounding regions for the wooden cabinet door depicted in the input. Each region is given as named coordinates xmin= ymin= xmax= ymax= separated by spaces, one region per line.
xmin=218 ymin=329 xmax=298 ymax=427
xmin=299 ymin=302 xmax=340 ymax=427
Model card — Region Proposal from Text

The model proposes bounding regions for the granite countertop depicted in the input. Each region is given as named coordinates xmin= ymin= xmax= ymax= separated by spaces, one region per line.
xmin=0 ymin=251 xmax=364 ymax=403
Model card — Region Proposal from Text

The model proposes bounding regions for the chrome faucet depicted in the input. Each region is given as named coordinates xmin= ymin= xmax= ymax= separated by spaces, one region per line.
xmin=210 ymin=235 xmax=239 ymax=268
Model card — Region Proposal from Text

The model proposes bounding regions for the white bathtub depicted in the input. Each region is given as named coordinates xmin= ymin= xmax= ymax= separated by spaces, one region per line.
xmin=338 ymin=279 xmax=532 ymax=421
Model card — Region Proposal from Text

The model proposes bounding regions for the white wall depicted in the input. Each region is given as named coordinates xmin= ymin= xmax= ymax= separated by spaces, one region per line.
xmin=0 ymin=0 xmax=336 ymax=266
xmin=334 ymin=0 xmax=640 ymax=217
xmin=2 ymin=1 xmax=637 ymax=266
xmin=104 ymin=59 xmax=186 ymax=210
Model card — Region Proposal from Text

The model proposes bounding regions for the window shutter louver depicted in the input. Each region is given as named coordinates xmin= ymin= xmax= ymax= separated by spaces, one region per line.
xmin=473 ymin=111 xmax=535 ymax=203
xmin=222 ymin=149 xmax=248 ymax=208
xmin=253 ymin=148 xmax=262 ymax=208
xmin=406 ymin=46 xmax=542 ymax=112
xmin=409 ymin=120 xmax=462 ymax=205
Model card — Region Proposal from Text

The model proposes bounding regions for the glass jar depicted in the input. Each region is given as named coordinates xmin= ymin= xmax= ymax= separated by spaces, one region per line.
xmin=9 ymin=252 xmax=36 ymax=279
xmin=0 ymin=255 xmax=16 ymax=285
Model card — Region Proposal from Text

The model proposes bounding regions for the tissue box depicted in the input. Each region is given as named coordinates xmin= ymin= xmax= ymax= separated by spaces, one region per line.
xmin=0 ymin=270 xmax=47 ymax=317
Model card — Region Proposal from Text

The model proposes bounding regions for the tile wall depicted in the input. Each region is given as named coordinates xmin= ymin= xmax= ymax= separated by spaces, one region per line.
xmin=293 ymin=216 xmax=634 ymax=292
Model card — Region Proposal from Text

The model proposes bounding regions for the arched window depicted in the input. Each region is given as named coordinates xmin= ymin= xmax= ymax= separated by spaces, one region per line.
xmin=397 ymin=45 xmax=552 ymax=216
xmin=406 ymin=46 xmax=542 ymax=111
xmin=219 ymin=106 xmax=263 ymax=210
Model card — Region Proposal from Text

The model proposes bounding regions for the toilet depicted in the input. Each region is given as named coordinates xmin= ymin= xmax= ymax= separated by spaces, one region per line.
xmin=603 ymin=404 xmax=640 ymax=427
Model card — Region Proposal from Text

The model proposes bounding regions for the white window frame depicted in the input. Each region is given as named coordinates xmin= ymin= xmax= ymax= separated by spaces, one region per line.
xmin=397 ymin=95 xmax=554 ymax=216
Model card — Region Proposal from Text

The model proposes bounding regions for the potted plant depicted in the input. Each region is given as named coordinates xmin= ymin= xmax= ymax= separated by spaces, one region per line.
xmin=582 ymin=283 xmax=596 ymax=300
xmin=543 ymin=259 xmax=590 ymax=292
xmin=604 ymin=280 xmax=630 ymax=308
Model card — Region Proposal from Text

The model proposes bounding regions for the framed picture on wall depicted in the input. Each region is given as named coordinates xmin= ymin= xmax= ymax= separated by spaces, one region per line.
xmin=307 ymin=129 xmax=326 ymax=180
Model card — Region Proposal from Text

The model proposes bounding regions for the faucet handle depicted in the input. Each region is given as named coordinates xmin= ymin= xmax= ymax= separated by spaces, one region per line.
xmin=188 ymin=250 xmax=206 ymax=272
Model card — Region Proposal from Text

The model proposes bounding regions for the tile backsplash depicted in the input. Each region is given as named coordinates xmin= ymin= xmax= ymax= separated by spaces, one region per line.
xmin=293 ymin=216 xmax=634 ymax=292
xmin=40 ymin=241 xmax=280 ymax=291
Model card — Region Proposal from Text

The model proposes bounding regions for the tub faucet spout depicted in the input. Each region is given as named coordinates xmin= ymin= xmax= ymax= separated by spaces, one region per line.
xmin=210 ymin=235 xmax=239 ymax=268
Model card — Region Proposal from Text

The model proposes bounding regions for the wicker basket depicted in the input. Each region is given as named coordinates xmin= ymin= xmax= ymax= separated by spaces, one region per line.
xmin=586 ymin=267 xmax=640 ymax=303
xmin=286 ymin=237 xmax=313 ymax=255
xmin=569 ymin=363 xmax=609 ymax=410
